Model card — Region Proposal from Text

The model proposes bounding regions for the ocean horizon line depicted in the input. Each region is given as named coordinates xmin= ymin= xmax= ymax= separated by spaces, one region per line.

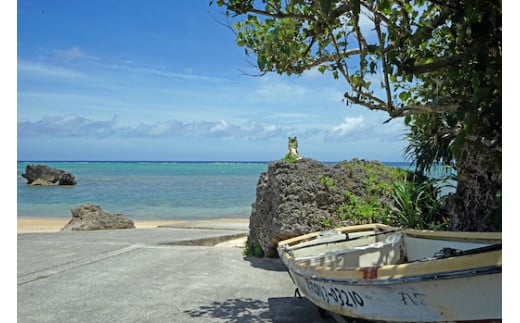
xmin=17 ymin=159 xmax=412 ymax=165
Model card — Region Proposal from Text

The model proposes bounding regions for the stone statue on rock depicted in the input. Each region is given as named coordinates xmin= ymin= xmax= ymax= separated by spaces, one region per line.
xmin=283 ymin=137 xmax=302 ymax=162
xmin=21 ymin=164 xmax=77 ymax=186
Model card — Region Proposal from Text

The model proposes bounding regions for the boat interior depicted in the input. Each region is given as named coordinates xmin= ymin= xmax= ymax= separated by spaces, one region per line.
xmin=285 ymin=226 xmax=502 ymax=270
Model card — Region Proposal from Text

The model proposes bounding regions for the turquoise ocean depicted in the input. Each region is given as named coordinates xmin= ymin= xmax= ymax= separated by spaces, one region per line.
xmin=17 ymin=161 xmax=439 ymax=221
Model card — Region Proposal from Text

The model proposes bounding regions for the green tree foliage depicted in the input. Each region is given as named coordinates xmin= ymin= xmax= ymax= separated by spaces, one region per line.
xmin=211 ymin=0 xmax=501 ymax=231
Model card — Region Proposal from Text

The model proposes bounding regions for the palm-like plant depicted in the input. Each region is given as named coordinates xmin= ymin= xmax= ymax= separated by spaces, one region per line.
xmin=403 ymin=112 xmax=460 ymax=174
xmin=390 ymin=176 xmax=449 ymax=230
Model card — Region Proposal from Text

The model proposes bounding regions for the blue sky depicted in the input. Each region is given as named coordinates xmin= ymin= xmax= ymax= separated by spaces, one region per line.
xmin=16 ymin=0 xmax=414 ymax=162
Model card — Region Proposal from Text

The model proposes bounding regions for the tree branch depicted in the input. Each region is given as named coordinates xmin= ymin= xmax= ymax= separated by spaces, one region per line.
xmin=412 ymin=55 xmax=464 ymax=74
xmin=360 ymin=0 xmax=392 ymax=25
xmin=374 ymin=15 xmax=393 ymax=109
xmin=344 ymin=92 xmax=393 ymax=114
xmin=383 ymin=102 xmax=461 ymax=123
xmin=246 ymin=7 xmax=312 ymax=20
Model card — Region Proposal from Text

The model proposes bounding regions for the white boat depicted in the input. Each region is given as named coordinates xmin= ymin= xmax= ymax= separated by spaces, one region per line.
xmin=277 ymin=223 xmax=502 ymax=322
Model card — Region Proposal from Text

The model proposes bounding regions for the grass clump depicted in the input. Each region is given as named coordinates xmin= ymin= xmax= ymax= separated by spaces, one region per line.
xmin=338 ymin=190 xmax=388 ymax=224
xmin=282 ymin=154 xmax=298 ymax=163
xmin=319 ymin=175 xmax=336 ymax=190
xmin=243 ymin=238 xmax=264 ymax=257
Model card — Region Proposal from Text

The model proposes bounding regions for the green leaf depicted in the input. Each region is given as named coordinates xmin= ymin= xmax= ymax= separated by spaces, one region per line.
xmin=257 ymin=55 xmax=267 ymax=70
xmin=318 ymin=0 xmax=332 ymax=16
xmin=399 ymin=91 xmax=411 ymax=102
xmin=403 ymin=3 xmax=413 ymax=13
xmin=379 ymin=0 xmax=391 ymax=15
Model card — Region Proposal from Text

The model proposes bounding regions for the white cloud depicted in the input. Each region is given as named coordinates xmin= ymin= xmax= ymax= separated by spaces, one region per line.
xmin=18 ymin=115 xmax=118 ymax=137
xmin=270 ymin=112 xmax=321 ymax=120
xmin=17 ymin=113 xmax=407 ymax=146
xmin=256 ymin=78 xmax=306 ymax=99
xmin=372 ymin=117 xmax=408 ymax=140
xmin=105 ymin=62 xmax=224 ymax=82
xmin=131 ymin=119 xmax=287 ymax=140
xmin=302 ymin=68 xmax=324 ymax=80
xmin=329 ymin=116 xmax=365 ymax=137
xmin=18 ymin=115 xmax=288 ymax=140
xmin=209 ymin=120 xmax=230 ymax=133
xmin=18 ymin=61 xmax=83 ymax=79
xmin=54 ymin=47 xmax=88 ymax=60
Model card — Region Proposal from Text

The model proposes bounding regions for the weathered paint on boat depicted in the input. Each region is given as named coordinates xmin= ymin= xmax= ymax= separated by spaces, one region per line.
xmin=277 ymin=224 xmax=502 ymax=322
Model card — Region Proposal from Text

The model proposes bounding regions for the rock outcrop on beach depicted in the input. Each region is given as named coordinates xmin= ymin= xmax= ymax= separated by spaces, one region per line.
xmin=61 ymin=203 xmax=135 ymax=231
xmin=21 ymin=164 xmax=77 ymax=186
xmin=248 ymin=158 xmax=412 ymax=257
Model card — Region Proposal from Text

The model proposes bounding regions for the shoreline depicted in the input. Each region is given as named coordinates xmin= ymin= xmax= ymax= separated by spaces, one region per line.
xmin=17 ymin=216 xmax=250 ymax=234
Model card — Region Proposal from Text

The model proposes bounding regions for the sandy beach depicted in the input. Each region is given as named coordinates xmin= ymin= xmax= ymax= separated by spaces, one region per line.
xmin=17 ymin=217 xmax=250 ymax=234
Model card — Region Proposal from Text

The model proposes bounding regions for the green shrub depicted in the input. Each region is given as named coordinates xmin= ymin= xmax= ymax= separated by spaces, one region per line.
xmin=338 ymin=191 xmax=386 ymax=224
xmin=319 ymin=175 xmax=336 ymax=190
xmin=321 ymin=216 xmax=332 ymax=227
xmin=243 ymin=239 xmax=264 ymax=257
xmin=282 ymin=154 xmax=298 ymax=163
xmin=389 ymin=176 xmax=449 ymax=230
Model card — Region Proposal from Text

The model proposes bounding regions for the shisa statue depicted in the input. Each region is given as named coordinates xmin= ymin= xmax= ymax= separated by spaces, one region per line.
xmin=284 ymin=136 xmax=302 ymax=161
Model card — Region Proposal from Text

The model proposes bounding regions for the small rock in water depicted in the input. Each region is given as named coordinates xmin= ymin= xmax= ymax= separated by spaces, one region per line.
xmin=22 ymin=164 xmax=77 ymax=185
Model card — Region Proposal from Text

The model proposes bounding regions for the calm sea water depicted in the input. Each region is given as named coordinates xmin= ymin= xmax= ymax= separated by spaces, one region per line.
xmin=17 ymin=161 xmax=269 ymax=220
xmin=17 ymin=161 xmax=451 ymax=221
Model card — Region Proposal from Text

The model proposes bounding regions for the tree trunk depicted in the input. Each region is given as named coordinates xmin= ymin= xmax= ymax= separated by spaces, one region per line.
xmin=448 ymin=138 xmax=501 ymax=232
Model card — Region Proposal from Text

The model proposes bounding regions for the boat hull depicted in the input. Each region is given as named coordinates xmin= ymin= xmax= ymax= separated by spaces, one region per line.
xmin=289 ymin=269 xmax=501 ymax=322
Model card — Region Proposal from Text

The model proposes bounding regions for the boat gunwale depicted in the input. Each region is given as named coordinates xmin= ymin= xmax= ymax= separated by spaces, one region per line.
xmin=278 ymin=223 xmax=397 ymax=248
xmin=277 ymin=224 xmax=502 ymax=251
xmin=402 ymin=228 xmax=502 ymax=241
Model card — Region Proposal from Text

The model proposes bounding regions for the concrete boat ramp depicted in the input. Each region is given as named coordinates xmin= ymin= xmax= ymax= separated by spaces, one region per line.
xmin=18 ymin=224 xmax=337 ymax=322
